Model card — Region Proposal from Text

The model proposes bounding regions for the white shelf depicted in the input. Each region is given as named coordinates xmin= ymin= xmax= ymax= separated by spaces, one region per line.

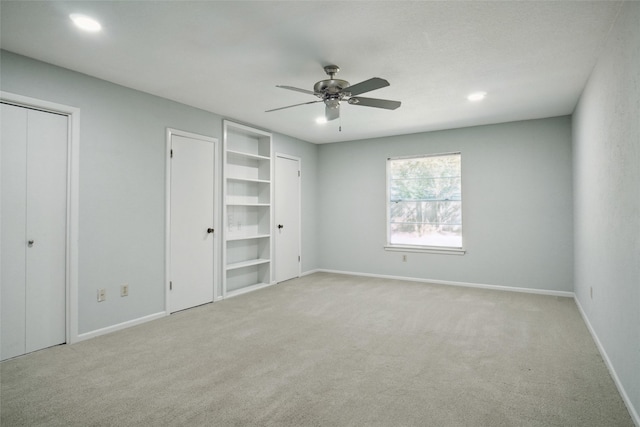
xmin=227 ymin=150 xmax=270 ymax=161
xmin=227 ymin=177 xmax=270 ymax=184
xmin=225 ymin=282 xmax=272 ymax=299
xmin=227 ymin=202 xmax=271 ymax=207
xmin=223 ymin=120 xmax=273 ymax=297
xmin=226 ymin=234 xmax=270 ymax=241
xmin=226 ymin=258 xmax=270 ymax=271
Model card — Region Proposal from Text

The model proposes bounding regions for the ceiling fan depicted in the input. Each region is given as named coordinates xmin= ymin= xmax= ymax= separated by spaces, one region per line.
xmin=266 ymin=65 xmax=401 ymax=122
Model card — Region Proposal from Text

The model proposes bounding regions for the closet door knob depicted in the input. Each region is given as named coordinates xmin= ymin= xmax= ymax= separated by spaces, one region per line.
xmin=28 ymin=240 xmax=34 ymax=247
xmin=207 ymin=228 xmax=214 ymax=234
xmin=277 ymin=224 xmax=284 ymax=229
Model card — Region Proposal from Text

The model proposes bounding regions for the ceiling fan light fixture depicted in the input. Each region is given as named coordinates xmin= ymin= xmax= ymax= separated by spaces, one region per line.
xmin=467 ymin=91 xmax=487 ymax=102
xmin=325 ymin=99 xmax=340 ymax=109
xmin=315 ymin=117 xmax=327 ymax=124
xmin=70 ymin=13 xmax=102 ymax=32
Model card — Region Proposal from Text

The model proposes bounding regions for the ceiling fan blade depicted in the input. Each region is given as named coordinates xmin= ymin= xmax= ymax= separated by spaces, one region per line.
xmin=266 ymin=100 xmax=322 ymax=112
xmin=276 ymin=85 xmax=316 ymax=96
xmin=325 ymin=104 xmax=340 ymax=121
xmin=343 ymin=77 xmax=390 ymax=96
xmin=348 ymin=97 xmax=401 ymax=110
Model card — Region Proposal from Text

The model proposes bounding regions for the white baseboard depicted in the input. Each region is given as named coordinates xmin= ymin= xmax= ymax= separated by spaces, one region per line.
xmin=76 ymin=311 xmax=167 ymax=342
xmin=301 ymin=269 xmax=321 ymax=277
xmin=574 ymin=298 xmax=640 ymax=426
xmin=315 ymin=269 xmax=574 ymax=298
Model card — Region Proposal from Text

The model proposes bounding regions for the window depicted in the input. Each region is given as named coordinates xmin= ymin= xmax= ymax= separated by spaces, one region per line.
xmin=386 ymin=153 xmax=463 ymax=253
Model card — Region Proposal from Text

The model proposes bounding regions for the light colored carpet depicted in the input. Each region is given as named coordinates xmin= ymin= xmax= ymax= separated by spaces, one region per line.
xmin=0 ymin=272 xmax=633 ymax=426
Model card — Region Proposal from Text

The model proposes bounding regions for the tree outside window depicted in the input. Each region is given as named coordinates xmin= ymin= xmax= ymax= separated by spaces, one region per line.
xmin=387 ymin=153 xmax=462 ymax=249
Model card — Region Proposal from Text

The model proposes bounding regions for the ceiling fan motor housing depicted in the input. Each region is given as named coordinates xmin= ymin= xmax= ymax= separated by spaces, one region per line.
xmin=314 ymin=79 xmax=350 ymax=96
xmin=315 ymin=64 xmax=351 ymax=105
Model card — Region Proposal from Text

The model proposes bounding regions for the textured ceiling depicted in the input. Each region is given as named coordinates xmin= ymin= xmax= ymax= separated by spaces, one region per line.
xmin=0 ymin=1 xmax=622 ymax=143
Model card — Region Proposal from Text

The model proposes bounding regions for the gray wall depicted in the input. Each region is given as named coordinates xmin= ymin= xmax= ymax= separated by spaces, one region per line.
xmin=317 ymin=117 xmax=574 ymax=292
xmin=0 ymin=50 xmax=319 ymax=334
xmin=572 ymin=1 xmax=639 ymax=420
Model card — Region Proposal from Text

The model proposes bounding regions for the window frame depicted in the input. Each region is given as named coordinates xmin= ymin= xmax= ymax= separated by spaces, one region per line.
xmin=384 ymin=152 xmax=465 ymax=255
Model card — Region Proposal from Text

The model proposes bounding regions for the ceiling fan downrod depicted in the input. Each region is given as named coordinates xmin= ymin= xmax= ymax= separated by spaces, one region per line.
xmin=324 ymin=65 xmax=340 ymax=79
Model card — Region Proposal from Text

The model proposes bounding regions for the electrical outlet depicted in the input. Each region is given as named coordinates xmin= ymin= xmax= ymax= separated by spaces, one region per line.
xmin=121 ymin=284 xmax=129 ymax=297
xmin=402 ymin=254 xmax=407 ymax=262
xmin=97 ymin=288 xmax=106 ymax=302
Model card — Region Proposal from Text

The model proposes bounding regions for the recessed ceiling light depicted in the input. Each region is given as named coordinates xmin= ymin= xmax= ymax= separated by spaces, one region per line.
xmin=315 ymin=117 xmax=327 ymax=124
xmin=467 ymin=92 xmax=487 ymax=102
xmin=70 ymin=14 xmax=102 ymax=32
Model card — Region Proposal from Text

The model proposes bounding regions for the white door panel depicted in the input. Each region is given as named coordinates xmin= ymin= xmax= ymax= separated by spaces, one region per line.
xmin=25 ymin=109 xmax=68 ymax=353
xmin=169 ymin=134 xmax=214 ymax=313
xmin=1 ymin=103 xmax=29 ymax=360
xmin=1 ymin=104 xmax=67 ymax=360
xmin=275 ymin=155 xmax=300 ymax=283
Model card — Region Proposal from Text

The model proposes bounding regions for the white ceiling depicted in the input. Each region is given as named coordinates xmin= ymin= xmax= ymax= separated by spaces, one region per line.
xmin=0 ymin=1 xmax=622 ymax=144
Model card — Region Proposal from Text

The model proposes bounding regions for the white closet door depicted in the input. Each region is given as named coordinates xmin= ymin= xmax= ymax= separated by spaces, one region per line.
xmin=25 ymin=108 xmax=68 ymax=353
xmin=0 ymin=103 xmax=67 ymax=360
xmin=275 ymin=155 xmax=300 ymax=283
xmin=1 ymin=103 xmax=29 ymax=360
xmin=169 ymin=134 xmax=214 ymax=313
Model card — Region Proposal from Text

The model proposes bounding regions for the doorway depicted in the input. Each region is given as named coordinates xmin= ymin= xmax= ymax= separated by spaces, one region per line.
xmin=274 ymin=153 xmax=301 ymax=283
xmin=166 ymin=129 xmax=217 ymax=313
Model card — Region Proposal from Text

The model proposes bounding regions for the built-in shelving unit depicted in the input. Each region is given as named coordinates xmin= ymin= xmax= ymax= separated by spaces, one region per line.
xmin=223 ymin=121 xmax=273 ymax=297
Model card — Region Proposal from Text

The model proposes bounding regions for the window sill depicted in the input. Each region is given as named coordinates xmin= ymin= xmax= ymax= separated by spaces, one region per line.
xmin=384 ymin=245 xmax=466 ymax=255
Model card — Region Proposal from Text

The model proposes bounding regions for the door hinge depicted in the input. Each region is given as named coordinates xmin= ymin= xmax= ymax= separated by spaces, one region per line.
xmin=170 ymin=149 xmax=173 ymax=158
xmin=298 ymin=255 xmax=301 ymax=262
xmin=169 ymin=281 xmax=172 ymax=290
xmin=298 ymin=170 xmax=300 ymax=177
